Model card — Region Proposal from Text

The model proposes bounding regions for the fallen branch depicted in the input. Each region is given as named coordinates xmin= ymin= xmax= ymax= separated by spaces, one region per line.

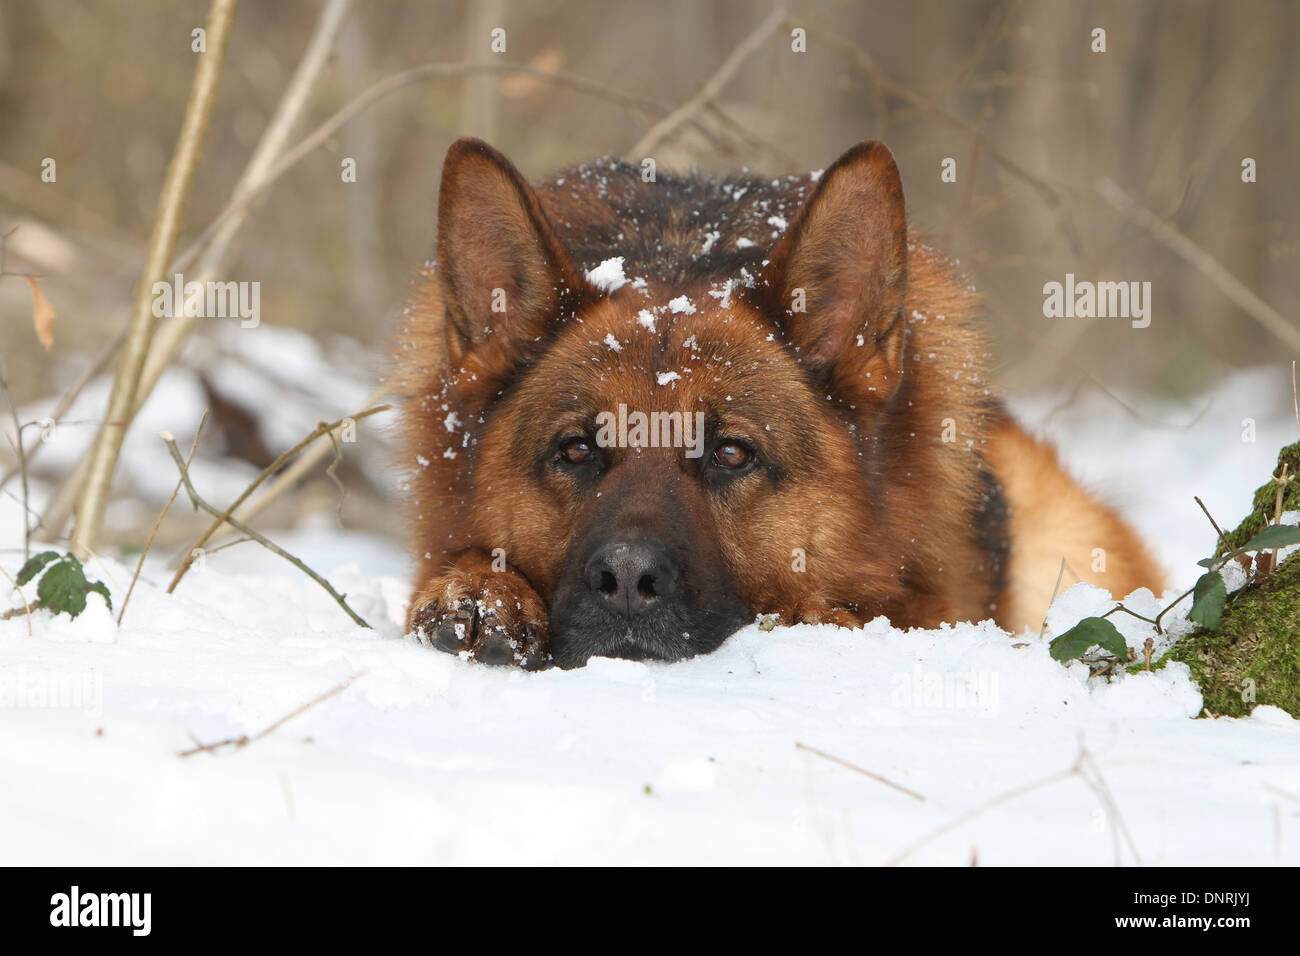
xmin=162 ymin=432 xmax=371 ymax=628
xmin=884 ymin=741 xmax=1140 ymax=866
xmin=168 ymin=403 xmax=389 ymax=592
xmin=795 ymin=741 xmax=926 ymax=802
xmin=179 ymin=671 xmax=364 ymax=757
xmin=117 ymin=411 xmax=208 ymax=626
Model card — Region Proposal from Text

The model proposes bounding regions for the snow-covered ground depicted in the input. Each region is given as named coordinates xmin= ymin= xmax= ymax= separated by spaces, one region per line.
xmin=2 ymin=367 xmax=1298 ymax=865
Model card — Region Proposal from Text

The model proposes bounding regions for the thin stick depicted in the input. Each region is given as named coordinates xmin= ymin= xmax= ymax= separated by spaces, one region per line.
xmin=625 ymin=5 xmax=787 ymax=160
xmin=117 ymin=412 xmax=208 ymax=626
xmin=162 ymin=435 xmax=370 ymax=628
xmin=0 ymin=328 xmax=125 ymax=497
xmin=1194 ymin=495 xmax=1230 ymax=551
xmin=68 ymin=0 xmax=239 ymax=559
xmin=1292 ymin=360 xmax=1299 ymax=435
xmin=1079 ymin=747 xmax=1142 ymax=865
xmin=179 ymin=671 xmax=364 ymax=757
xmin=208 ymin=383 xmax=391 ymax=545
xmin=1038 ymin=557 xmax=1067 ymax=640
xmin=167 ymin=403 xmax=389 ymax=592
xmin=0 ymin=359 xmax=28 ymax=560
xmin=796 ymin=741 xmax=926 ymax=802
xmin=1096 ymin=178 xmax=1300 ymax=355
xmin=884 ymin=752 xmax=1087 ymax=866
xmin=0 ymin=565 xmax=33 ymax=635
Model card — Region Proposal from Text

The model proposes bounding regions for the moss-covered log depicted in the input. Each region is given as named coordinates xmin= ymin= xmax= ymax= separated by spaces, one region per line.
xmin=1169 ymin=439 xmax=1300 ymax=717
xmin=1214 ymin=440 xmax=1300 ymax=555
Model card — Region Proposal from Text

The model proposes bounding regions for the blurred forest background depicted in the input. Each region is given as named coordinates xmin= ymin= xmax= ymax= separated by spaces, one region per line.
xmin=0 ymin=0 xmax=1297 ymax=552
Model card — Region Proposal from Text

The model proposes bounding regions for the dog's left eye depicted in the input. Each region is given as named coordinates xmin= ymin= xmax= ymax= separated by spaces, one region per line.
xmin=712 ymin=441 xmax=754 ymax=470
xmin=558 ymin=437 xmax=594 ymax=465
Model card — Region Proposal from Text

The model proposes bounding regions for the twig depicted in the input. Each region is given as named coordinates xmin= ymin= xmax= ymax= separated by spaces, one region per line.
xmin=796 ymin=741 xmax=926 ymax=801
xmin=207 ymin=383 xmax=391 ymax=546
xmin=1152 ymin=584 xmax=1197 ymax=634
xmin=1077 ymin=744 xmax=1143 ymax=865
xmin=117 ymin=411 xmax=208 ymax=626
xmin=179 ymin=671 xmax=364 ymax=757
xmin=162 ymin=433 xmax=370 ymax=628
xmin=808 ymin=22 xmax=1084 ymax=255
xmin=883 ymin=741 xmax=1138 ymax=866
xmin=0 ymin=565 xmax=33 ymax=635
xmin=1038 ymin=557 xmax=1067 ymax=639
xmin=0 ymin=359 xmax=28 ymax=560
xmin=1 ymin=328 xmax=124 ymax=498
xmin=625 ymin=5 xmax=787 ymax=160
xmin=1292 ymin=360 xmax=1298 ymax=435
xmin=68 ymin=0 xmax=240 ymax=559
xmin=167 ymin=403 xmax=389 ymax=592
xmin=1195 ymin=495 xmax=1229 ymax=551
xmin=1095 ymin=178 xmax=1300 ymax=355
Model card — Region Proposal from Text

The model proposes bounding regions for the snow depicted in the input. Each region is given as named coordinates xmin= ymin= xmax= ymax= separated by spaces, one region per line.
xmin=3 ymin=367 xmax=1299 ymax=864
xmin=585 ymin=256 xmax=628 ymax=293
xmin=667 ymin=295 xmax=696 ymax=315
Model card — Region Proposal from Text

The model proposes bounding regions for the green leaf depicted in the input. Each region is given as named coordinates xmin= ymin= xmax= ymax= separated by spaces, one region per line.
xmin=1202 ymin=524 xmax=1300 ymax=570
xmin=34 ymin=557 xmax=112 ymax=619
xmin=1188 ymin=570 xmax=1227 ymax=630
xmin=1239 ymin=525 xmax=1300 ymax=554
xmin=16 ymin=550 xmax=61 ymax=586
xmin=1049 ymin=617 xmax=1129 ymax=662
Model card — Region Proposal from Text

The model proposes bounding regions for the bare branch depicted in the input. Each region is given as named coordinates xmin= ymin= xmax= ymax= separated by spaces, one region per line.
xmin=68 ymin=0 xmax=240 ymax=559
xmin=1096 ymin=178 xmax=1300 ymax=356
xmin=796 ymin=741 xmax=926 ymax=802
xmin=624 ymin=5 xmax=787 ymax=160
xmin=179 ymin=671 xmax=364 ymax=757
xmin=162 ymin=433 xmax=371 ymax=629
xmin=168 ymin=403 xmax=389 ymax=592
xmin=117 ymin=412 xmax=208 ymax=626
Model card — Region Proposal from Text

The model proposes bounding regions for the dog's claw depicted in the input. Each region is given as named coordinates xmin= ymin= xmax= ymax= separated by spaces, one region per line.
xmin=409 ymin=567 xmax=550 ymax=668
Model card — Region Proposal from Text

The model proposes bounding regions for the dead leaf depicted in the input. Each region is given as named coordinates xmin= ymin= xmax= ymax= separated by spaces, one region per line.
xmin=25 ymin=276 xmax=54 ymax=350
xmin=501 ymin=47 xmax=566 ymax=99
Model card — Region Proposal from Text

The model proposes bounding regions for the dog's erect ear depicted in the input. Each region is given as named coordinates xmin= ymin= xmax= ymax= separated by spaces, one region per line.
xmin=436 ymin=138 xmax=587 ymax=361
xmin=764 ymin=141 xmax=908 ymax=403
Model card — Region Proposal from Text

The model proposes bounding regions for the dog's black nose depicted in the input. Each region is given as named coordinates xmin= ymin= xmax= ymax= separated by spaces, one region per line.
xmin=585 ymin=540 xmax=679 ymax=617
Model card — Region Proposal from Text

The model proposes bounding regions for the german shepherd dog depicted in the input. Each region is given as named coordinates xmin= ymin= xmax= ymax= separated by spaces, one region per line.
xmin=396 ymin=138 xmax=1162 ymax=669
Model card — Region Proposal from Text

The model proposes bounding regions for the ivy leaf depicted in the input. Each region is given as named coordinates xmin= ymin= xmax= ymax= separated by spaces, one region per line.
xmin=1239 ymin=525 xmax=1300 ymax=553
xmin=1200 ymin=524 xmax=1300 ymax=569
xmin=16 ymin=550 xmax=61 ymax=586
xmin=1049 ymin=617 xmax=1129 ymax=662
xmin=1188 ymin=570 xmax=1227 ymax=630
xmin=34 ymin=556 xmax=112 ymax=619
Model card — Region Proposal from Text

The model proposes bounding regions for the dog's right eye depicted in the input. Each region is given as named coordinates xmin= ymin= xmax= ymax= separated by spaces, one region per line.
xmin=558 ymin=437 xmax=594 ymax=465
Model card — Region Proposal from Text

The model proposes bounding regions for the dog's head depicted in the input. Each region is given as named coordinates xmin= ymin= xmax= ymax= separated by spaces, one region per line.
xmin=432 ymin=138 xmax=911 ymax=667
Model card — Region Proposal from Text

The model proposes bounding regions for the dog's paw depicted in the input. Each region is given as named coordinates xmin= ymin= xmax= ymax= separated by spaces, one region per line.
xmin=770 ymin=597 xmax=866 ymax=629
xmin=409 ymin=567 xmax=550 ymax=669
